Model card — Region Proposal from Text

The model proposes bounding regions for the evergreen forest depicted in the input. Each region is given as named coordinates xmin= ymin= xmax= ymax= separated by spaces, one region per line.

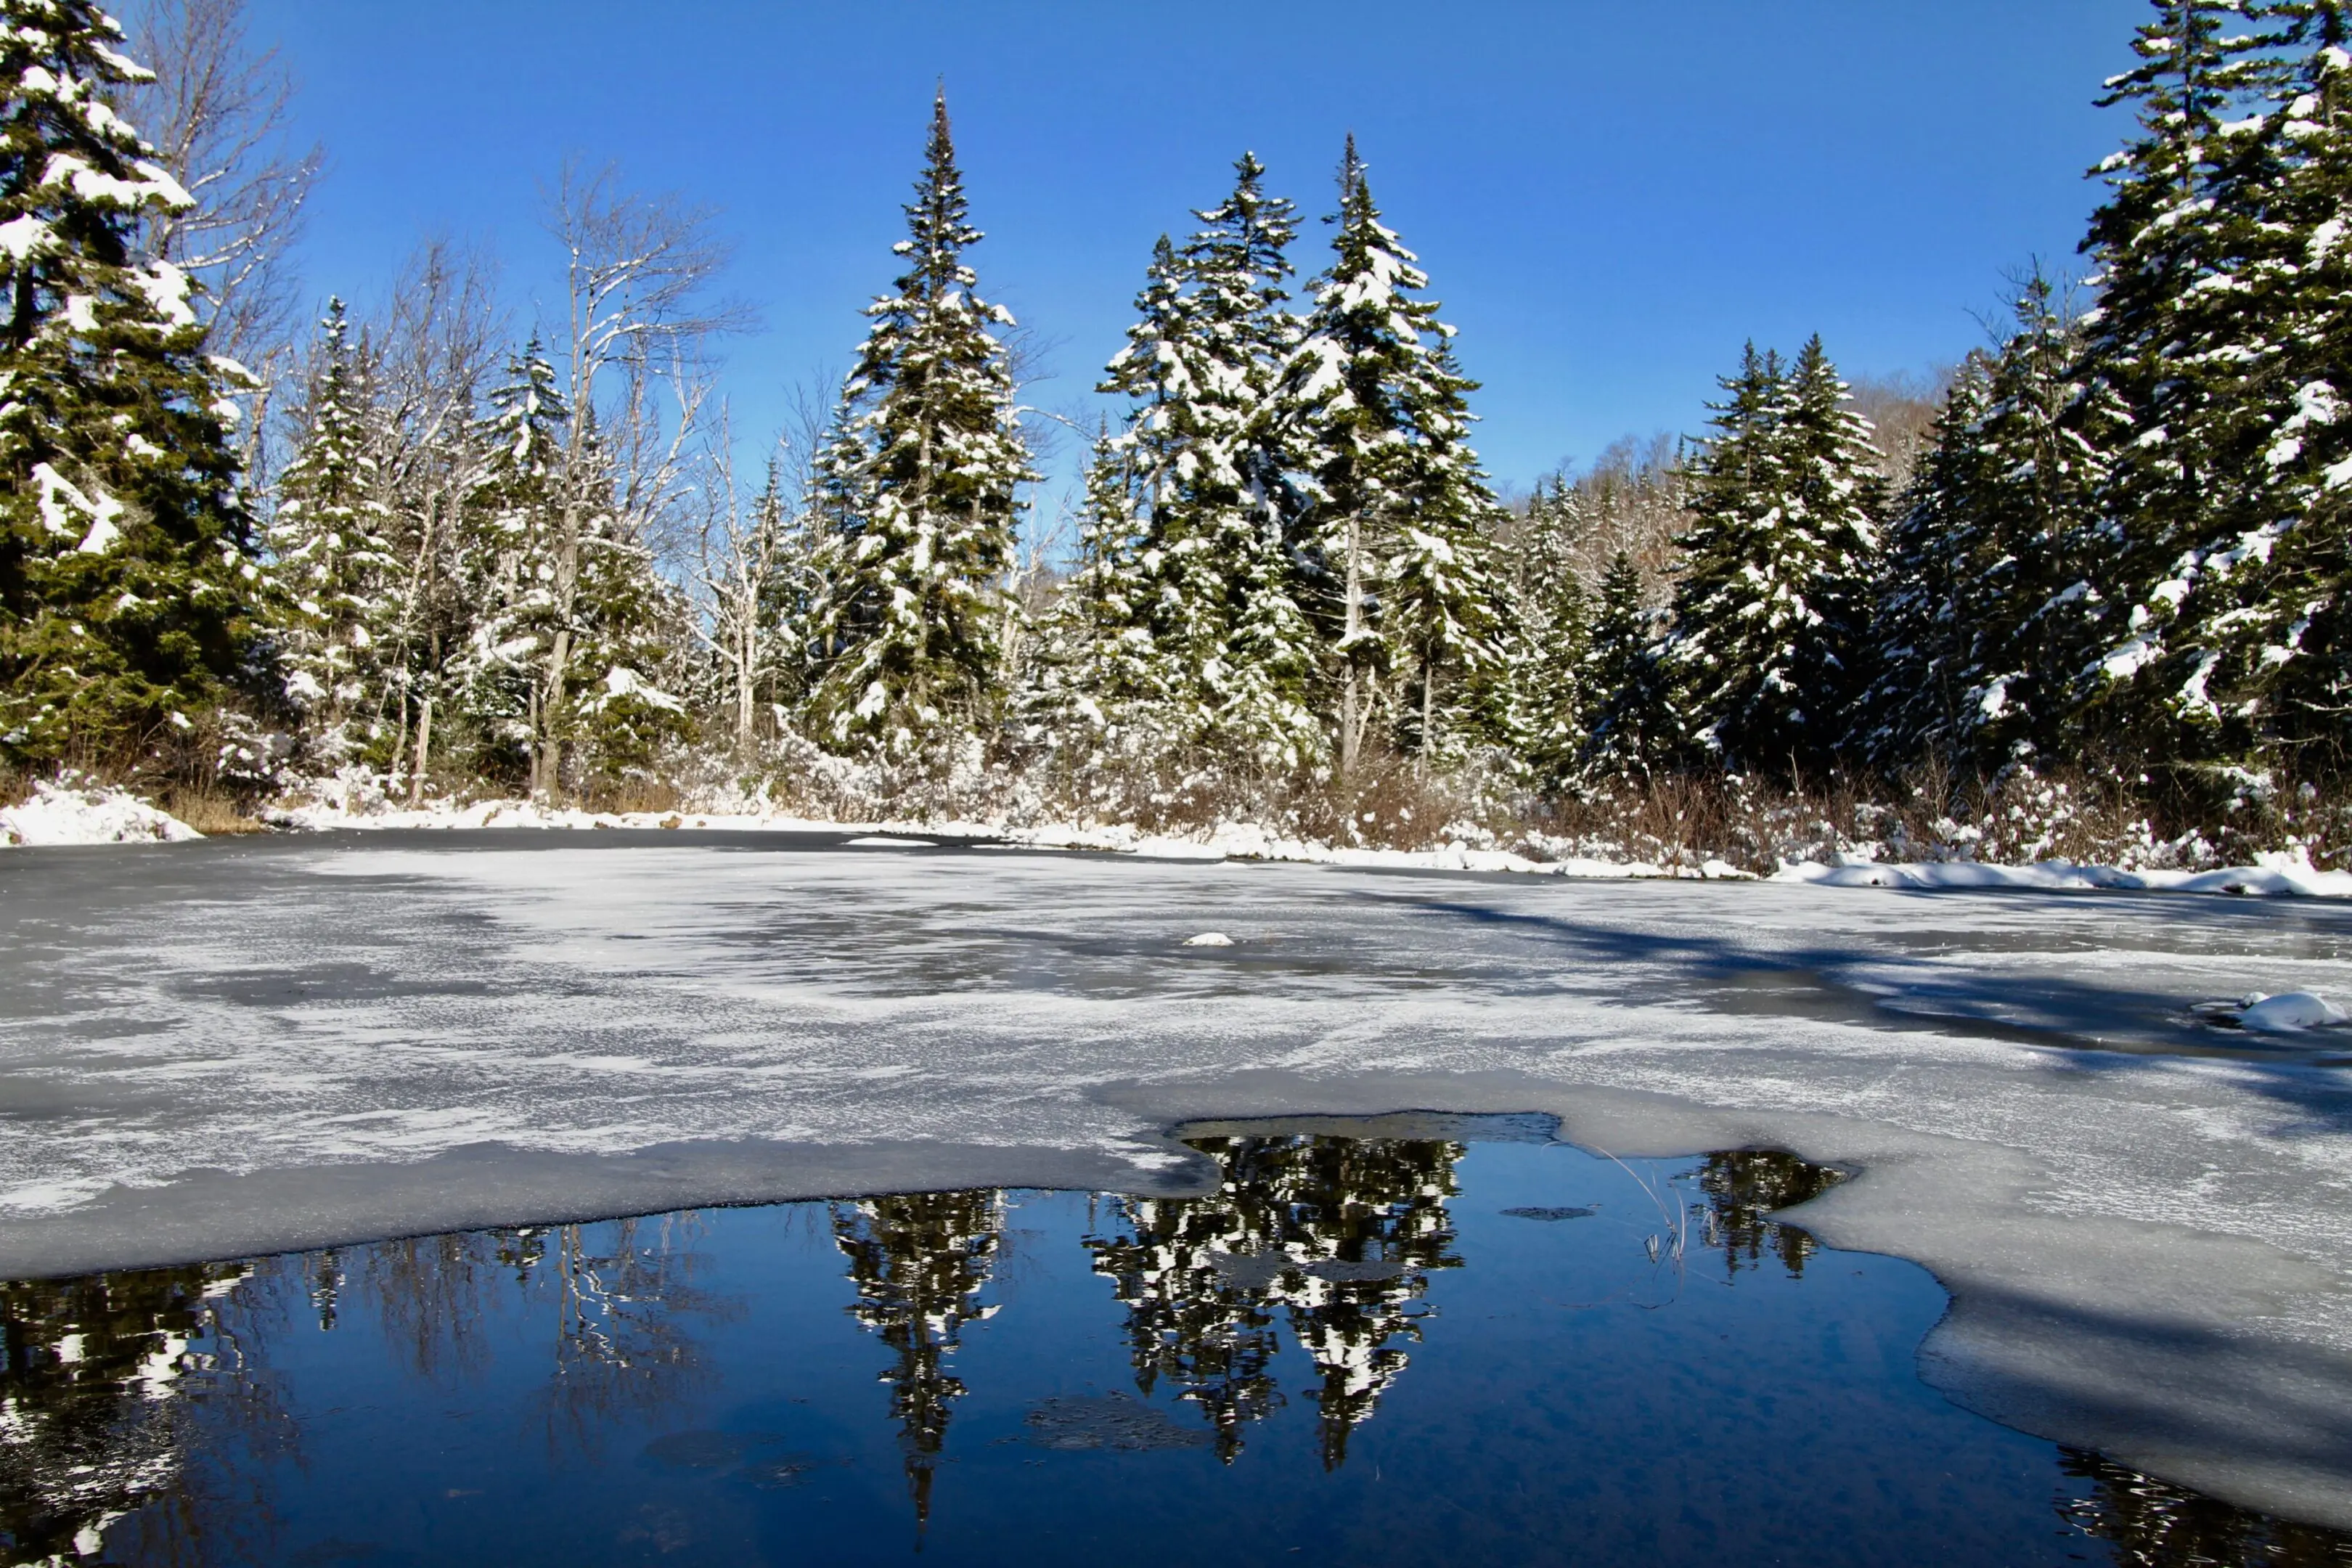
xmin=8 ymin=0 xmax=2352 ymax=870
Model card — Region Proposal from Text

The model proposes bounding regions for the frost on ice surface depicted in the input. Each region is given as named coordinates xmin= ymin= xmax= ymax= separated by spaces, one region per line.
xmin=0 ymin=780 xmax=198 ymax=846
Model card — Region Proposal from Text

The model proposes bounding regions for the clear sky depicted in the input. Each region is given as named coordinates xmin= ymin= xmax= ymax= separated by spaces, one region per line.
xmin=234 ymin=0 xmax=2147 ymax=496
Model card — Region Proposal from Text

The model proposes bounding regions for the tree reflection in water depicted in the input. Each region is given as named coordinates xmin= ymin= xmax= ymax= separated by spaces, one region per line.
xmin=2 ymin=1132 xmax=2350 ymax=1566
xmin=832 ymin=1191 xmax=1006 ymax=1527
xmin=2058 ymin=1449 xmax=2352 ymax=1567
xmin=0 ymin=1261 xmax=290 ymax=1567
xmin=1689 ymin=1148 xmax=1847 ymax=1280
xmin=1087 ymin=1133 xmax=1463 ymax=1468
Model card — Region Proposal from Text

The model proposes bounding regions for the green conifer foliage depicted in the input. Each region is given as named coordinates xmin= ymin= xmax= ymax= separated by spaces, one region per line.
xmin=269 ymin=297 xmax=394 ymax=759
xmin=2074 ymin=0 xmax=2304 ymax=767
xmin=805 ymin=91 xmax=1034 ymax=756
xmin=0 ymin=0 xmax=259 ymax=764
xmin=1287 ymin=137 xmax=1505 ymax=771
xmin=1582 ymin=550 xmax=1670 ymax=780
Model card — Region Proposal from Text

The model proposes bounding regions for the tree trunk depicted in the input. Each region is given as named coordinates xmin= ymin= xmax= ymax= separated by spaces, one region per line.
xmin=1340 ymin=513 xmax=1366 ymax=777
xmin=409 ymin=695 xmax=433 ymax=807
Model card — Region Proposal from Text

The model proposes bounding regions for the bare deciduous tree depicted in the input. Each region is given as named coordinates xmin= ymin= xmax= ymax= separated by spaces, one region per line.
xmin=123 ymin=0 xmax=322 ymax=475
xmin=534 ymin=160 xmax=746 ymax=792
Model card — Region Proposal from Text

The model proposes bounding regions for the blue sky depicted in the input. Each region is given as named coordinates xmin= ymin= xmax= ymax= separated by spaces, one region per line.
xmin=237 ymin=0 xmax=2145 ymax=496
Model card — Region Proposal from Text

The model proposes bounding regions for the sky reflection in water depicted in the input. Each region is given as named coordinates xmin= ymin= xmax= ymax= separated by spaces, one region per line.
xmin=3 ymin=1114 xmax=2346 ymax=1567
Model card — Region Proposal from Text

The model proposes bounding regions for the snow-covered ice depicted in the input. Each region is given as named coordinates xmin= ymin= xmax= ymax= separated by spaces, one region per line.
xmin=7 ymin=830 xmax=2352 ymax=1526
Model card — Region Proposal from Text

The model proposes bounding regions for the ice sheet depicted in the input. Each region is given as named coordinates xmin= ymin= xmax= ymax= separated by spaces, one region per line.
xmin=5 ymin=830 xmax=2352 ymax=1524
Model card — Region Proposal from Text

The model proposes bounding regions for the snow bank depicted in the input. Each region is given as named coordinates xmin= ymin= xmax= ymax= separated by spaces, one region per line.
xmin=256 ymin=785 xmax=2352 ymax=899
xmin=1773 ymin=849 xmax=2352 ymax=899
xmin=0 ymin=781 xmax=200 ymax=847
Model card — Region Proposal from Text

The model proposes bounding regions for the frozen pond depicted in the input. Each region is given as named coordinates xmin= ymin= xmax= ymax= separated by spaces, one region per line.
xmin=7 ymin=832 xmax=2352 ymax=1530
xmin=9 ymin=1116 xmax=2345 ymax=1567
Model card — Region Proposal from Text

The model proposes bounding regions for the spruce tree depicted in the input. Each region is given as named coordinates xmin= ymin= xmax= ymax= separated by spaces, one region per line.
xmin=1498 ymin=478 xmax=1591 ymax=784
xmin=2192 ymin=2 xmax=2352 ymax=770
xmin=1582 ymin=550 xmax=1670 ymax=779
xmin=1865 ymin=279 xmax=2106 ymax=773
xmin=1859 ymin=357 xmax=1995 ymax=769
xmin=1778 ymin=335 xmax=1885 ymax=743
xmin=269 ymin=297 xmax=394 ymax=759
xmin=454 ymin=341 xmax=567 ymax=783
xmin=0 ymin=0 xmax=259 ymax=764
xmin=804 ymin=91 xmax=1034 ymax=756
xmin=2073 ymin=0 xmax=2300 ymax=768
xmin=1286 ymin=137 xmax=1505 ymax=771
xmin=1660 ymin=344 xmax=1799 ymax=769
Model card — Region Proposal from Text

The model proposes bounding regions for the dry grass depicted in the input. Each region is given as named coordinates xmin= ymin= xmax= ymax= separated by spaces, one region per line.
xmin=160 ymin=785 xmax=269 ymax=835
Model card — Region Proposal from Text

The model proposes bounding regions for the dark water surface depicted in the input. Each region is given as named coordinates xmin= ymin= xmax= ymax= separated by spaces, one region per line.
xmin=4 ymin=1115 xmax=2345 ymax=1567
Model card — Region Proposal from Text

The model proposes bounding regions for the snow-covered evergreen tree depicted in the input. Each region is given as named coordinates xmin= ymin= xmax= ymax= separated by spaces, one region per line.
xmin=2237 ymin=1 xmax=2352 ymax=764
xmin=1778 ymin=335 xmax=1885 ymax=740
xmin=804 ymin=91 xmax=1034 ymax=756
xmin=1026 ymin=421 xmax=1168 ymax=750
xmin=1662 ymin=339 xmax=1879 ymax=775
xmin=2073 ymin=0 xmax=2302 ymax=767
xmin=0 ymin=0 xmax=259 ymax=764
xmin=452 ymin=341 xmax=566 ymax=783
xmin=1863 ymin=279 xmax=2105 ymax=772
xmin=1285 ymin=137 xmax=1505 ymax=771
xmin=1581 ymin=550 xmax=1670 ymax=779
xmin=1496 ymin=478 xmax=1589 ymax=783
xmin=269 ymin=297 xmax=395 ymax=759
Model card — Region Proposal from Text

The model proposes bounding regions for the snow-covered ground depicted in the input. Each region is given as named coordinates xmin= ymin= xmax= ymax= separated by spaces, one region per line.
xmin=7 ymin=832 xmax=2352 ymax=1524
xmin=0 ymin=780 xmax=200 ymax=847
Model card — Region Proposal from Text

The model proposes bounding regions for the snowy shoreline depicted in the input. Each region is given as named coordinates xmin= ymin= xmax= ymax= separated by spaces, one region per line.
xmin=10 ymin=775 xmax=2352 ymax=898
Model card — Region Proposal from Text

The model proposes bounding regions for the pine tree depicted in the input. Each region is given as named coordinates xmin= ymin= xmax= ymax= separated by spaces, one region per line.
xmin=0 ymin=0 xmax=259 ymax=764
xmin=1859 ymin=356 xmax=1996 ymax=768
xmin=1286 ymin=136 xmax=1504 ymax=771
xmin=269 ymin=297 xmax=394 ymax=760
xmin=1660 ymin=344 xmax=1798 ymax=768
xmin=1497 ymin=478 xmax=1591 ymax=783
xmin=1661 ymin=339 xmax=1880 ymax=775
xmin=804 ymin=91 xmax=1034 ymax=757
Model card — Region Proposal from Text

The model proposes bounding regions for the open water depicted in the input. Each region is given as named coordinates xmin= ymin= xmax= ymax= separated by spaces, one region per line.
xmin=5 ymin=1114 xmax=2345 ymax=1567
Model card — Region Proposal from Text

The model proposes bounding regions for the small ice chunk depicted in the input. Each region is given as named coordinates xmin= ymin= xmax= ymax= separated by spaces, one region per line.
xmin=2239 ymin=992 xmax=2348 ymax=1032
xmin=1183 ymin=931 xmax=1234 ymax=947
xmin=843 ymin=837 xmax=934 ymax=849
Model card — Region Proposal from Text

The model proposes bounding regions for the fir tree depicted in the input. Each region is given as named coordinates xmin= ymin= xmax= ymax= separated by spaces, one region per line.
xmin=1025 ymin=420 xmax=1168 ymax=751
xmin=804 ymin=91 xmax=1034 ymax=756
xmin=269 ymin=297 xmax=393 ymax=759
xmin=1497 ymin=478 xmax=1591 ymax=784
xmin=0 ymin=0 xmax=259 ymax=764
xmin=2189 ymin=2 xmax=2352 ymax=769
